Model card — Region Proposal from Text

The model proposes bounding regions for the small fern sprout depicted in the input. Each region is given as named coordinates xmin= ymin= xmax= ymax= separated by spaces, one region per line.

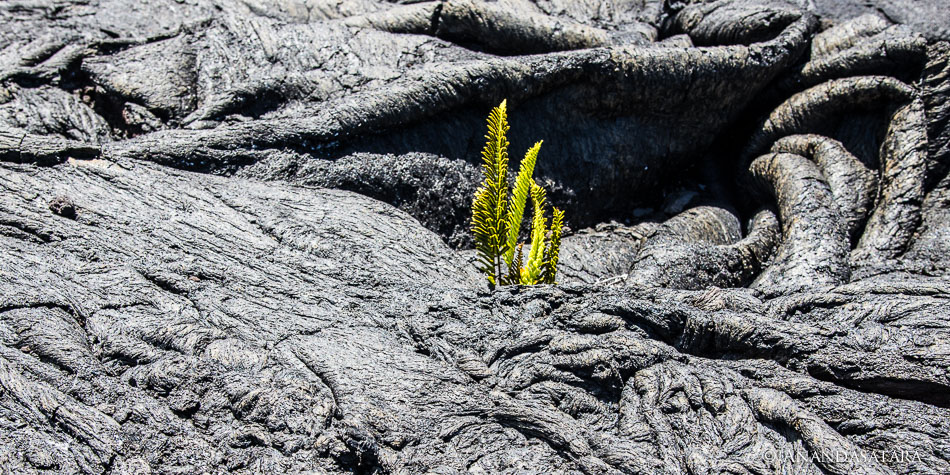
xmin=521 ymin=182 xmax=548 ymax=285
xmin=513 ymin=243 xmax=525 ymax=284
xmin=543 ymin=207 xmax=564 ymax=284
xmin=503 ymin=140 xmax=542 ymax=281
xmin=471 ymin=99 xmax=565 ymax=287
xmin=471 ymin=99 xmax=511 ymax=285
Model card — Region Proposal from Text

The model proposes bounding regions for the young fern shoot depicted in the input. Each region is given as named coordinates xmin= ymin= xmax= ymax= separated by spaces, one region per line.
xmin=471 ymin=100 xmax=565 ymax=287
xmin=471 ymin=100 xmax=510 ymax=286
xmin=503 ymin=140 xmax=542 ymax=283
xmin=521 ymin=183 xmax=548 ymax=285
xmin=544 ymin=207 xmax=564 ymax=284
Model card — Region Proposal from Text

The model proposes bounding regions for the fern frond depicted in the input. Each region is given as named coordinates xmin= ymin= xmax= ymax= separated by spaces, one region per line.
xmin=521 ymin=182 xmax=548 ymax=285
xmin=470 ymin=99 xmax=565 ymax=288
xmin=471 ymin=100 xmax=510 ymax=285
xmin=472 ymin=188 xmax=498 ymax=285
xmin=504 ymin=140 xmax=543 ymax=275
xmin=507 ymin=243 xmax=524 ymax=286
xmin=528 ymin=183 xmax=547 ymax=263
xmin=543 ymin=207 xmax=564 ymax=284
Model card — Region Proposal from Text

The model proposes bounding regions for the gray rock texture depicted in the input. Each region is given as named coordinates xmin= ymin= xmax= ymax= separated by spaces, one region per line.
xmin=1 ymin=0 xmax=949 ymax=473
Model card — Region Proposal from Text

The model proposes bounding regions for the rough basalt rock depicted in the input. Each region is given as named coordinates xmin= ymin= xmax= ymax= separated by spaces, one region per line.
xmin=1 ymin=0 xmax=949 ymax=473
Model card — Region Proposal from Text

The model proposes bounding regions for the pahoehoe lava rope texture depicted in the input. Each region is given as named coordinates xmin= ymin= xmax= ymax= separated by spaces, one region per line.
xmin=1 ymin=0 xmax=949 ymax=473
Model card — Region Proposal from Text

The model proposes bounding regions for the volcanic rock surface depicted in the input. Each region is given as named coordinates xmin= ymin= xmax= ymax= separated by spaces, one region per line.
xmin=1 ymin=0 xmax=949 ymax=473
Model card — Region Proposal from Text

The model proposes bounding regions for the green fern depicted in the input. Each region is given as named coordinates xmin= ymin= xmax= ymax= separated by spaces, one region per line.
xmin=471 ymin=100 xmax=565 ymax=287
xmin=521 ymin=183 xmax=548 ymax=285
xmin=543 ymin=207 xmax=564 ymax=284
xmin=503 ymin=140 xmax=542 ymax=280
xmin=513 ymin=243 xmax=525 ymax=284
xmin=471 ymin=99 xmax=510 ymax=285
